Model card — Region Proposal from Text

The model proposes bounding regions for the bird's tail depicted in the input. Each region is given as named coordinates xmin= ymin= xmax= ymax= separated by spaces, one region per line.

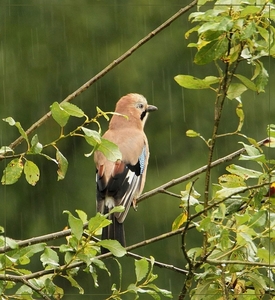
xmin=101 ymin=213 xmax=126 ymax=254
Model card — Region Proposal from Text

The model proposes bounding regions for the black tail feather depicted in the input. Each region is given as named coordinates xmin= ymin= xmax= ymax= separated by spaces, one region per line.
xmin=101 ymin=213 xmax=125 ymax=254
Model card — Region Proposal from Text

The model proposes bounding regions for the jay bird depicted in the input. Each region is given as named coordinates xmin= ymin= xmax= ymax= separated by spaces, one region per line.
xmin=94 ymin=93 xmax=157 ymax=250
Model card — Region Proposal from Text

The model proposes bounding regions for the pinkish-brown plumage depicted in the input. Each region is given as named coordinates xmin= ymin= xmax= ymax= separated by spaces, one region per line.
xmin=94 ymin=93 xmax=157 ymax=249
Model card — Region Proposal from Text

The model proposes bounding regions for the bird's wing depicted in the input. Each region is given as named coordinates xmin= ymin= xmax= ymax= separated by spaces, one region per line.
xmin=95 ymin=139 xmax=148 ymax=223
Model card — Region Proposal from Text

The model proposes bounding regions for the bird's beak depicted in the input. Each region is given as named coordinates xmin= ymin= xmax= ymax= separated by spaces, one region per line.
xmin=147 ymin=105 xmax=158 ymax=112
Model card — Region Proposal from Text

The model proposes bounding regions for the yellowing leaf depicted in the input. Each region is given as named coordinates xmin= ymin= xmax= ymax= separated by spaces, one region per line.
xmin=218 ymin=174 xmax=246 ymax=188
xmin=1 ymin=158 xmax=24 ymax=185
xmin=24 ymin=160 xmax=40 ymax=186
xmin=194 ymin=37 xmax=228 ymax=65
xmin=236 ymin=103 xmax=244 ymax=132
xmin=226 ymin=164 xmax=262 ymax=179
xmin=172 ymin=212 xmax=187 ymax=231
xmin=186 ymin=129 xmax=200 ymax=137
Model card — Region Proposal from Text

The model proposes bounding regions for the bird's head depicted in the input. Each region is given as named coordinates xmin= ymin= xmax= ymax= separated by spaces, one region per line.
xmin=110 ymin=93 xmax=157 ymax=129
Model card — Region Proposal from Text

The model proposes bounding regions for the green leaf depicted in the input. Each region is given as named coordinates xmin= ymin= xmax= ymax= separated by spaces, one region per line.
xmin=44 ymin=278 xmax=57 ymax=296
xmin=60 ymin=102 xmax=85 ymax=118
xmin=29 ymin=134 xmax=43 ymax=154
xmin=240 ymin=21 xmax=256 ymax=40
xmin=82 ymin=127 xmax=101 ymax=146
xmin=239 ymin=154 xmax=266 ymax=163
xmin=3 ymin=116 xmax=16 ymax=126
xmin=24 ymin=160 xmax=40 ymax=186
xmin=135 ymin=258 xmax=149 ymax=282
xmin=76 ymin=210 xmax=87 ymax=223
xmin=235 ymin=212 xmax=250 ymax=226
xmin=198 ymin=17 xmax=233 ymax=34
xmin=15 ymin=285 xmax=32 ymax=296
xmin=174 ymin=75 xmax=219 ymax=89
xmin=187 ymin=247 xmax=202 ymax=260
xmin=238 ymin=141 xmax=261 ymax=156
xmin=97 ymin=240 xmax=126 ymax=257
xmin=1 ymin=236 xmax=18 ymax=249
xmin=40 ymin=248 xmax=59 ymax=268
xmin=1 ymin=158 xmax=24 ymax=185
xmin=220 ymin=229 xmax=232 ymax=250
xmin=185 ymin=25 xmax=200 ymax=39
xmin=194 ymin=37 xmax=228 ymax=65
xmin=50 ymin=102 xmax=70 ymax=127
xmin=3 ymin=117 xmax=29 ymax=144
xmin=257 ymin=248 xmax=275 ymax=263
xmin=186 ymin=129 xmax=201 ymax=137
xmin=95 ymin=138 xmax=122 ymax=162
xmin=15 ymin=243 xmax=46 ymax=259
xmin=109 ymin=206 xmax=125 ymax=214
xmin=226 ymin=164 xmax=262 ymax=179
xmin=248 ymin=210 xmax=266 ymax=228
xmin=88 ymin=213 xmax=112 ymax=235
xmin=240 ymin=6 xmax=261 ymax=17
xmin=244 ymin=273 xmax=267 ymax=294
xmin=0 ymin=146 xmax=14 ymax=156
xmin=91 ymin=258 xmax=111 ymax=276
xmin=64 ymin=210 xmax=83 ymax=240
xmin=234 ymin=74 xmax=257 ymax=91
xmin=227 ymin=83 xmax=247 ymax=100
xmin=254 ymin=61 xmax=269 ymax=93
xmin=146 ymin=284 xmax=173 ymax=298
xmin=215 ymin=186 xmax=247 ymax=199
xmin=236 ymin=103 xmax=244 ymax=132
xmin=63 ymin=275 xmax=84 ymax=294
xmin=56 ymin=149 xmax=68 ymax=181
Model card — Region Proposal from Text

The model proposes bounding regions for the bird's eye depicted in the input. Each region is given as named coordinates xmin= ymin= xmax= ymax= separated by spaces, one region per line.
xmin=137 ymin=103 xmax=144 ymax=109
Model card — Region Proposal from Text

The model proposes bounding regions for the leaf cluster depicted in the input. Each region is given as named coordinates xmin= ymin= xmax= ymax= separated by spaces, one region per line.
xmin=1 ymin=103 xmax=122 ymax=186
xmin=0 ymin=208 xmax=172 ymax=299
xmin=2 ymin=0 xmax=275 ymax=299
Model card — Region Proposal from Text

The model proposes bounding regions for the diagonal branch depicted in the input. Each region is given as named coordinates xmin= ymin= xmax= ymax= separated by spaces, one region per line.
xmin=7 ymin=0 xmax=198 ymax=152
xmin=137 ymin=138 xmax=268 ymax=203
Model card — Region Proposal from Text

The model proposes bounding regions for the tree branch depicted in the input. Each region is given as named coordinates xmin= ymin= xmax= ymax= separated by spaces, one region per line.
xmin=6 ymin=0 xmax=198 ymax=152
xmin=137 ymin=138 xmax=268 ymax=203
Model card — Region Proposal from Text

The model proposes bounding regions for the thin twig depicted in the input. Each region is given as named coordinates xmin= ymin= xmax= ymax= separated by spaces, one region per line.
xmin=127 ymin=252 xmax=188 ymax=274
xmin=6 ymin=0 xmax=198 ymax=152
xmin=206 ymin=259 xmax=275 ymax=267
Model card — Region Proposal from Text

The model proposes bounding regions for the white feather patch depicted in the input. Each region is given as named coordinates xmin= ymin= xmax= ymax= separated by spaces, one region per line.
xmin=105 ymin=196 xmax=115 ymax=209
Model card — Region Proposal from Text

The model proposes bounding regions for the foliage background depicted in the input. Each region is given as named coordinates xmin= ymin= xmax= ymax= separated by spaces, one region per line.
xmin=0 ymin=0 xmax=273 ymax=298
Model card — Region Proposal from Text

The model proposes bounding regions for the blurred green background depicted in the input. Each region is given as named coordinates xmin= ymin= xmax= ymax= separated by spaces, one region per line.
xmin=0 ymin=0 xmax=274 ymax=298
